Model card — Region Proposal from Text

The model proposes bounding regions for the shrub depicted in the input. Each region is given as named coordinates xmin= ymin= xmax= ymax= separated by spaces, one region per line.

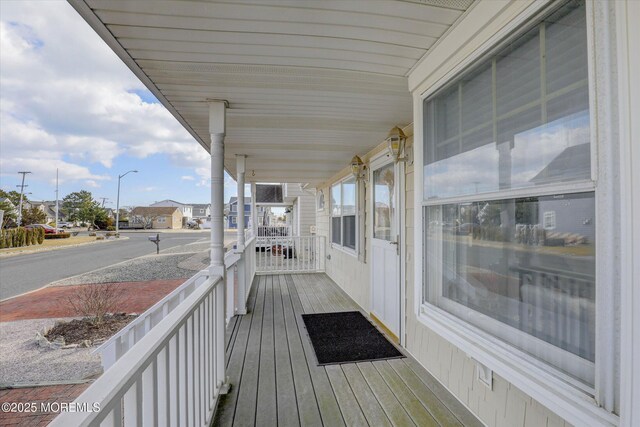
xmin=67 ymin=283 xmax=124 ymax=326
xmin=106 ymin=226 xmax=115 ymax=231
xmin=0 ymin=227 xmax=45 ymax=248
xmin=45 ymin=232 xmax=71 ymax=239
xmin=36 ymin=228 xmax=44 ymax=244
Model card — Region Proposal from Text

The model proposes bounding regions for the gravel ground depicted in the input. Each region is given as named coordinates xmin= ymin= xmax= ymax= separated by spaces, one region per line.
xmin=161 ymin=240 xmax=210 ymax=254
xmin=0 ymin=318 xmax=102 ymax=385
xmin=178 ymin=252 xmax=210 ymax=271
xmin=51 ymin=253 xmax=198 ymax=286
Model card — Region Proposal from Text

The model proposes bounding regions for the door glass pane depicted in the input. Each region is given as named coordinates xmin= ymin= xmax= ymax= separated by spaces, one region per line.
xmin=424 ymin=192 xmax=595 ymax=383
xmin=373 ymin=163 xmax=395 ymax=241
xmin=423 ymin=1 xmax=590 ymax=200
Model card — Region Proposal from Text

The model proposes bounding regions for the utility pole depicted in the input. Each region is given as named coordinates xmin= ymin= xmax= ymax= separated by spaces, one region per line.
xmin=16 ymin=171 xmax=32 ymax=226
xmin=99 ymin=197 xmax=109 ymax=207
xmin=55 ymin=169 xmax=59 ymax=229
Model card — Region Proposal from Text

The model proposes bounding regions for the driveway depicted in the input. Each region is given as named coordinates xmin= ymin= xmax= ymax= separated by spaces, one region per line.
xmin=0 ymin=230 xmax=237 ymax=300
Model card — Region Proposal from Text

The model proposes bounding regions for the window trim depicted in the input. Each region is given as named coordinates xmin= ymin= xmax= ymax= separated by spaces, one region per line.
xmin=412 ymin=1 xmax=619 ymax=425
xmin=330 ymin=175 xmax=358 ymax=256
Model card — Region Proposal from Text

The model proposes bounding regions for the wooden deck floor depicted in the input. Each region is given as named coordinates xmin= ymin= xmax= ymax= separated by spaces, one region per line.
xmin=214 ymin=274 xmax=482 ymax=427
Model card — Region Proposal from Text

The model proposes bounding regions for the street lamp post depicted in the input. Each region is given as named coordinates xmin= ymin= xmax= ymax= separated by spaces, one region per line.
xmin=115 ymin=170 xmax=138 ymax=235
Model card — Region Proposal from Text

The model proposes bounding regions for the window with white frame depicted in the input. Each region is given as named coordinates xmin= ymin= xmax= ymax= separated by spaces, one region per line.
xmin=422 ymin=1 xmax=596 ymax=388
xmin=331 ymin=177 xmax=357 ymax=251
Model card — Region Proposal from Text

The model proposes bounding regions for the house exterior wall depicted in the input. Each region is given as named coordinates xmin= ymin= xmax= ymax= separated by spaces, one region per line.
xmin=150 ymin=210 xmax=182 ymax=229
xmin=150 ymin=200 xmax=192 ymax=219
xmin=403 ymin=1 xmax=634 ymax=425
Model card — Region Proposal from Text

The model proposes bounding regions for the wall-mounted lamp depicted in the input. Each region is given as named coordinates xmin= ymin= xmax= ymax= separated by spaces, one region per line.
xmin=350 ymin=155 xmax=368 ymax=182
xmin=386 ymin=126 xmax=412 ymax=164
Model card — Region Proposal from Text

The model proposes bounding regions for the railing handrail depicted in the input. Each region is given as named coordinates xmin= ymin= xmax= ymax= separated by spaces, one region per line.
xmin=94 ymin=269 xmax=210 ymax=361
xmin=50 ymin=274 xmax=223 ymax=427
xmin=255 ymin=235 xmax=325 ymax=274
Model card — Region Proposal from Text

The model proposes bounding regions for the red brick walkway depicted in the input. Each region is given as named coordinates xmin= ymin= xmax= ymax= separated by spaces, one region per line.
xmin=0 ymin=383 xmax=90 ymax=426
xmin=0 ymin=280 xmax=185 ymax=322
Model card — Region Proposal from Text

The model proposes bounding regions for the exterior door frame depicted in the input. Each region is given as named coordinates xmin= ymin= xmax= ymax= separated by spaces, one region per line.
xmin=369 ymin=151 xmax=405 ymax=346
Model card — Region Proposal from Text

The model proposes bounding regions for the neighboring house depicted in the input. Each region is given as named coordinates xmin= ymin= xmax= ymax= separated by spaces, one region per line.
xmin=150 ymin=200 xmax=193 ymax=222
xmin=191 ymin=203 xmax=210 ymax=221
xmin=130 ymin=206 xmax=183 ymax=229
xmin=226 ymin=197 xmax=252 ymax=229
xmin=24 ymin=200 xmax=66 ymax=224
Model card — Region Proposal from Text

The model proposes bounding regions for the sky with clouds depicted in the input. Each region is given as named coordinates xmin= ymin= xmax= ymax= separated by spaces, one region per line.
xmin=0 ymin=0 xmax=239 ymax=208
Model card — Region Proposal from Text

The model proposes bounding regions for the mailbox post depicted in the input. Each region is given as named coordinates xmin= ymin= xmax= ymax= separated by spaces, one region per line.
xmin=148 ymin=233 xmax=160 ymax=254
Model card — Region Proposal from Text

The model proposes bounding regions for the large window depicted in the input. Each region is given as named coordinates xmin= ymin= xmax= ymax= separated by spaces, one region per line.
xmin=331 ymin=177 xmax=357 ymax=251
xmin=422 ymin=1 xmax=595 ymax=387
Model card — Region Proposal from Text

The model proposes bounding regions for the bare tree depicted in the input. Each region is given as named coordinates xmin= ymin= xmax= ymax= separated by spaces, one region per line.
xmin=67 ymin=283 xmax=124 ymax=326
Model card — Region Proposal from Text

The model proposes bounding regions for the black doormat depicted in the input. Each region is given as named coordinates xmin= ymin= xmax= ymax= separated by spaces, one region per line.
xmin=302 ymin=311 xmax=404 ymax=365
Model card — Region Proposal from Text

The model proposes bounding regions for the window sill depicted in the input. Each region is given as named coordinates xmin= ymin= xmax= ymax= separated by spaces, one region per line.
xmin=417 ymin=303 xmax=618 ymax=427
xmin=330 ymin=243 xmax=358 ymax=259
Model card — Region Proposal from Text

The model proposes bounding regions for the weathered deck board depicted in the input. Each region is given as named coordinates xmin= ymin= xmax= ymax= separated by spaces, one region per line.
xmin=214 ymin=275 xmax=260 ymax=426
xmin=357 ymin=362 xmax=416 ymax=427
xmin=273 ymin=275 xmax=301 ymax=427
xmin=256 ymin=276 xmax=277 ymax=426
xmin=214 ymin=273 xmax=481 ymax=427
xmin=285 ymin=275 xmax=345 ymax=427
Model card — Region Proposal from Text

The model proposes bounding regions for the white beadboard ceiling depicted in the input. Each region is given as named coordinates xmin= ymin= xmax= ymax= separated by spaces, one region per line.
xmin=71 ymin=0 xmax=474 ymax=184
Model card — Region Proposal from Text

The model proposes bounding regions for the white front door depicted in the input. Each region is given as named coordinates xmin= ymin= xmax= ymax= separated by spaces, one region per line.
xmin=370 ymin=159 xmax=401 ymax=341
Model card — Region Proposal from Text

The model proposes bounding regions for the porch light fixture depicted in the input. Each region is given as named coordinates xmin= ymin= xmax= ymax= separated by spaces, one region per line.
xmin=350 ymin=155 xmax=368 ymax=181
xmin=386 ymin=126 xmax=411 ymax=163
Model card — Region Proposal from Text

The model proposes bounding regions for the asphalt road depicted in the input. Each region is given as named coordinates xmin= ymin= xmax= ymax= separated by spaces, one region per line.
xmin=0 ymin=230 xmax=236 ymax=300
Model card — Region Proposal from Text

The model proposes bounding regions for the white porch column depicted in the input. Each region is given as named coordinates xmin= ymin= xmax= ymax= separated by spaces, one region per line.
xmin=236 ymin=155 xmax=246 ymax=251
xmin=209 ymin=101 xmax=227 ymax=278
xmin=251 ymin=182 xmax=258 ymax=235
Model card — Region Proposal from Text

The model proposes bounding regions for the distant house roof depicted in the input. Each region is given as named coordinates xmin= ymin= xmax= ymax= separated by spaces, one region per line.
xmin=530 ymin=144 xmax=591 ymax=185
xmin=132 ymin=206 xmax=182 ymax=216
xmin=228 ymin=197 xmax=251 ymax=205
xmin=150 ymin=199 xmax=192 ymax=208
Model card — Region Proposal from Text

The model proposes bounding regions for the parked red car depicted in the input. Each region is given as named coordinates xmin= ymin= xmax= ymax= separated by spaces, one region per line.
xmin=25 ymin=224 xmax=59 ymax=234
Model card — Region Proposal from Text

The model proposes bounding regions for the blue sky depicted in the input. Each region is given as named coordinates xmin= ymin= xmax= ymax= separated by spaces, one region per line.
xmin=0 ymin=1 xmax=239 ymax=208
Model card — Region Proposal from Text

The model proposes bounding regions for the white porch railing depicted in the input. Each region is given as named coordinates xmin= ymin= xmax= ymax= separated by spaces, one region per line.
xmin=95 ymin=269 xmax=211 ymax=371
xmin=224 ymin=236 xmax=256 ymax=321
xmin=256 ymin=235 xmax=325 ymax=274
xmin=257 ymin=225 xmax=291 ymax=237
xmin=50 ymin=274 xmax=226 ymax=427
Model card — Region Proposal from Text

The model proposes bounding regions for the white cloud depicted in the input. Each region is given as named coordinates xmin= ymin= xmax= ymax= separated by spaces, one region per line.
xmin=0 ymin=2 xmax=209 ymax=187
xmin=181 ymin=175 xmax=195 ymax=181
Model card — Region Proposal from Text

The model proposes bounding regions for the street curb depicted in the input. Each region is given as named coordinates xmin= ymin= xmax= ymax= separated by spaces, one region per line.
xmin=0 ymin=236 xmax=130 ymax=259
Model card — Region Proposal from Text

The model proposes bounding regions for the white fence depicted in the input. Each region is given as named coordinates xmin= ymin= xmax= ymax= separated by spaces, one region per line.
xmin=257 ymin=225 xmax=291 ymax=237
xmin=256 ymin=235 xmax=325 ymax=274
xmin=95 ymin=270 xmax=211 ymax=371
xmin=50 ymin=275 xmax=226 ymax=427
xmin=224 ymin=236 xmax=256 ymax=321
